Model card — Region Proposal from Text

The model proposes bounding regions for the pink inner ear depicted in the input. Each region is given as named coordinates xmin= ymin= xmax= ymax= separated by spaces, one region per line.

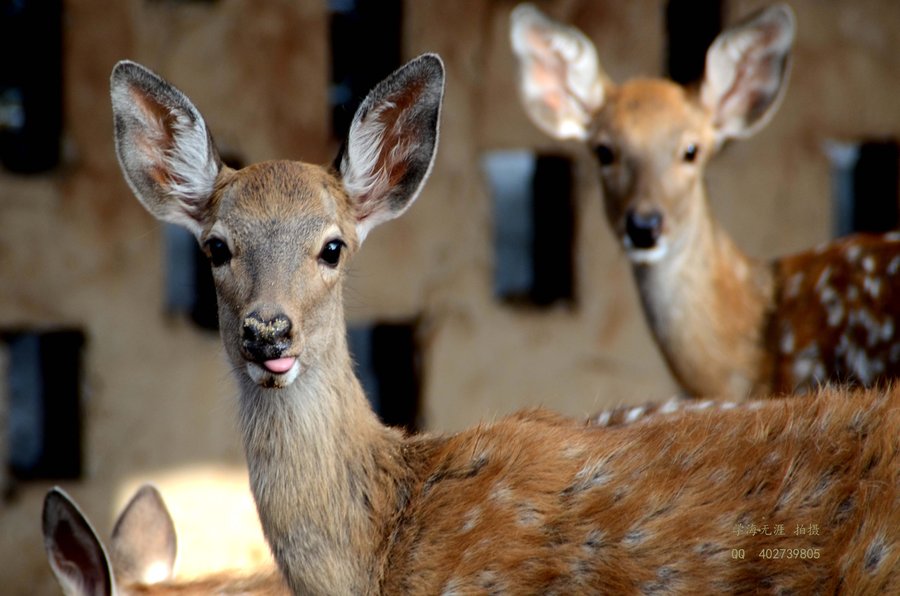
xmin=129 ymin=86 xmax=192 ymax=190
xmin=525 ymin=27 xmax=553 ymax=54
xmin=530 ymin=63 xmax=565 ymax=111
xmin=353 ymin=80 xmax=428 ymax=220
xmin=131 ymin=85 xmax=176 ymax=144
xmin=51 ymin=516 xmax=109 ymax=590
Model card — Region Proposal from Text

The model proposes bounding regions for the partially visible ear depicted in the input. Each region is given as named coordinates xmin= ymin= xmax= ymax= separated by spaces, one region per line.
xmin=42 ymin=487 xmax=115 ymax=596
xmin=700 ymin=4 xmax=795 ymax=144
xmin=510 ymin=3 xmax=608 ymax=141
xmin=110 ymin=60 xmax=223 ymax=238
xmin=109 ymin=484 xmax=177 ymax=586
xmin=338 ymin=53 xmax=445 ymax=243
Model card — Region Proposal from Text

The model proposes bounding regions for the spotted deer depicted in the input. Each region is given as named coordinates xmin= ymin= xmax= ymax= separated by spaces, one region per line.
xmin=42 ymin=485 xmax=287 ymax=595
xmin=511 ymin=3 xmax=900 ymax=399
xmin=110 ymin=56 xmax=899 ymax=594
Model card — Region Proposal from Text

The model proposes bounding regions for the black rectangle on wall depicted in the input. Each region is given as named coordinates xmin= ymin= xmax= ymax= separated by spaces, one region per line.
xmin=5 ymin=330 xmax=84 ymax=480
xmin=0 ymin=0 xmax=63 ymax=173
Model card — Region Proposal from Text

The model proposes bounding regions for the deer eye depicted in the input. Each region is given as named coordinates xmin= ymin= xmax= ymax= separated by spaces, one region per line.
xmin=683 ymin=143 xmax=699 ymax=163
xmin=594 ymin=143 xmax=616 ymax=166
xmin=204 ymin=237 xmax=232 ymax=267
xmin=318 ymin=239 xmax=345 ymax=268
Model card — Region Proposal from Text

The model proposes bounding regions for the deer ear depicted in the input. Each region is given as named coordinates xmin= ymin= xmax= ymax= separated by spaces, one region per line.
xmin=111 ymin=60 xmax=223 ymax=238
xmin=700 ymin=4 xmax=795 ymax=144
xmin=109 ymin=484 xmax=177 ymax=585
xmin=338 ymin=54 xmax=445 ymax=243
xmin=42 ymin=488 xmax=115 ymax=596
xmin=510 ymin=3 xmax=607 ymax=141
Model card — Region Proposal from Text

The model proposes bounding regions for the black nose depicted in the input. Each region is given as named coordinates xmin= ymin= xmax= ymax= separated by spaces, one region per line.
xmin=242 ymin=311 xmax=292 ymax=361
xmin=625 ymin=209 xmax=663 ymax=249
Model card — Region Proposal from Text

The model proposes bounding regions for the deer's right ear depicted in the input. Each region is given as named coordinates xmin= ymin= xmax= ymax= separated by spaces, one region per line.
xmin=43 ymin=487 xmax=115 ymax=596
xmin=338 ymin=54 xmax=444 ymax=243
xmin=510 ymin=3 xmax=607 ymax=140
xmin=111 ymin=60 xmax=222 ymax=237
xmin=109 ymin=484 xmax=177 ymax=586
xmin=700 ymin=4 xmax=795 ymax=144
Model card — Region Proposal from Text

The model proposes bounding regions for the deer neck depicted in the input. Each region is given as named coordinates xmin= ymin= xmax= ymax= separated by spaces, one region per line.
xmin=632 ymin=198 xmax=775 ymax=398
xmin=235 ymin=318 xmax=407 ymax=596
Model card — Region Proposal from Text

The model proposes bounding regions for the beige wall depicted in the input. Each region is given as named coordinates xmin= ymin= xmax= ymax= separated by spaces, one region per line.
xmin=2 ymin=1 xmax=899 ymax=592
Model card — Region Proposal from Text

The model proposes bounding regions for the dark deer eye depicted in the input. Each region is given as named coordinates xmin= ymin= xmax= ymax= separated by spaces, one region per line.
xmin=318 ymin=239 xmax=345 ymax=268
xmin=204 ymin=237 xmax=232 ymax=267
xmin=683 ymin=143 xmax=699 ymax=163
xmin=594 ymin=143 xmax=616 ymax=166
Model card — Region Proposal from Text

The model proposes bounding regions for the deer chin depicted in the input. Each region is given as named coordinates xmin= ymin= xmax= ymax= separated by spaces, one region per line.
xmin=623 ymin=236 xmax=669 ymax=265
xmin=246 ymin=357 xmax=301 ymax=388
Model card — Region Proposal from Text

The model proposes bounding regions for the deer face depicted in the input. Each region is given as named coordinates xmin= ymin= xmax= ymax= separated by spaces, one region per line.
xmin=111 ymin=57 xmax=444 ymax=388
xmin=590 ymin=79 xmax=716 ymax=263
xmin=511 ymin=3 xmax=794 ymax=265
xmin=199 ymin=163 xmax=358 ymax=387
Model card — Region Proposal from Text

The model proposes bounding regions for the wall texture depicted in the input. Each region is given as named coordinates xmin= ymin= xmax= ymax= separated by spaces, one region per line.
xmin=2 ymin=1 xmax=899 ymax=593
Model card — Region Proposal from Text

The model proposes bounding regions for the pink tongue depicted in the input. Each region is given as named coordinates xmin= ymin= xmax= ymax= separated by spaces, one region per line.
xmin=263 ymin=357 xmax=296 ymax=374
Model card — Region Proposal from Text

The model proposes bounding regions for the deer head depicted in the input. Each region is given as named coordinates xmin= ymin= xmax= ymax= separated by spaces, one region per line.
xmin=110 ymin=55 xmax=444 ymax=390
xmin=511 ymin=3 xmax=795 ymax=264
xmin=43 ymin=485 xmax=177 ymax=595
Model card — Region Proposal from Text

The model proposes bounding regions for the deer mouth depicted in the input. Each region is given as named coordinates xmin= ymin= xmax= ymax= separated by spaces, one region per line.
xmin=623 ymin=235 xmax=669 ymax=265
xmin=245 ymin=356 xmax=300 ymax=388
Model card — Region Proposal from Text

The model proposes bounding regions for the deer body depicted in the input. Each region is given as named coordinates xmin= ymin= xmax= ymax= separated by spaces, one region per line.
xmin=111 ymin=57 xmax=899 ymax=594
xmin=512 ymin=3 xmax=900 ymax=398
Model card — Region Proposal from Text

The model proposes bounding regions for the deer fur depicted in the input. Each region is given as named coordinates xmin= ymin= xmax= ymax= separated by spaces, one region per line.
xmin=511 ymin=3 xmax=900 ymax=399
xmin=42 ymin=485 xmax=287 ymax=595
xmin=109 ymin=55 xmax=900 ymax=594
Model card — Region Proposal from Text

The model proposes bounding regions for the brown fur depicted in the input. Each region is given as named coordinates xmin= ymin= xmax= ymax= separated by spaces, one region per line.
xmin=772 ymin=234 xmax=900 ymax=393
xmin=126 ymin=573 xmax=287 ymax=595
xmin=512 ymin=4 xmax=900 ymax=399
xmin=380 ymin=387 xmax=899 ymax=594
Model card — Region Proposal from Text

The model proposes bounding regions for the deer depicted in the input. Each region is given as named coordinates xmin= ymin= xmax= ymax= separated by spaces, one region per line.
xmin=42 ymin=484 xmax=287 ymax=595
xmin=109 ymin=55 xmax=899 ymax=594
xmin=511 ymin=3 xmax=900 ymax=400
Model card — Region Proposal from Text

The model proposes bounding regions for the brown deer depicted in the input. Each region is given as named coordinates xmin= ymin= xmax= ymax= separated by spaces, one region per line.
xmin=511 ymin=3 xmax=900 ymax=399
xmin=42 ymin=485 xmax=287 ymax=595
xmin=109 ymin=57 xmax=899 ymax=594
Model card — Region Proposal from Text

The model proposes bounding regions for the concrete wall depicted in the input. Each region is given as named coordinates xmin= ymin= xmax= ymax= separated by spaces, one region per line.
xmin=2 ymin=1 xmax=899 ymax=593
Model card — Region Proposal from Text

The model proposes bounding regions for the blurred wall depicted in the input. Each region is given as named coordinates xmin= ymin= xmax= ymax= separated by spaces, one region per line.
xmin=2 ymin=1 xmax=900 ymax=593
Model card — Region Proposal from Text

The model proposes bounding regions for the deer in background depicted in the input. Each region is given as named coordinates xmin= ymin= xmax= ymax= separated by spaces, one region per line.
xmin=109 ymin=54 xmax=899 ymax=594
xmin=42 ymin=485 xmax=287 ymax=595
xmin=511 ymin=3 xmax=900 ymax=399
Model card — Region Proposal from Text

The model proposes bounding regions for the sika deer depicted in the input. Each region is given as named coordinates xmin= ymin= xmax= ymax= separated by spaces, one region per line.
xmin=42 ymin=485 xmax=287 ymax=595
xmin=110 ymin=57 xmax=899 ymax=594
xmin=511 ymin=3 xmax=900 ymax=399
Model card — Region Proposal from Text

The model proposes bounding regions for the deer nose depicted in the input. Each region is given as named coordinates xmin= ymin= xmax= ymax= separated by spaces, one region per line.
xmin=242 ymin=311 xmax=293 ymax=361
xmin=625 ymin=208 xmax=663 ymax=250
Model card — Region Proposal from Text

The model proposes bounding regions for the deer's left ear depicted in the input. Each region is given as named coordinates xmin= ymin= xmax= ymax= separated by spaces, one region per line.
xmin=701 ymin=4 xmax=795 ymax=145
xmin=42 ymin=487 xmax=116 ymax=596
xmin=510 ymin=3 xmax=608 ymax=141
xmin=338 ymin=54 xmax=445 ymax=243
xmin=111 ymin=60 xmax=223 ymax=238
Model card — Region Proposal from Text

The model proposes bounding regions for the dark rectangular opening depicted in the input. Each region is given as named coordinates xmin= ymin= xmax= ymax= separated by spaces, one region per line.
xmin=852 ymin=140 xmax=899 ymax=233
xmin=484 ymin=151 xmax=575 ymax=308
xmin=531 ymin=155 xmax=575 ymax=306
xmin=665 ymin=0 xmax=722 ymax=85
xmin=347 ymin=321 xmax=421 ymax=432
xmin=828 ymin=139 xmax=900 ymax=237
xmin=329 ymin=0 xmax=403 ymax=139
xmin=3 ymin=330 xmax=84 ymax=481
xmin=164 ymin=225 xmax=219 ymax=332
xmin=0 ymin=0 xmax=63 ymax=173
